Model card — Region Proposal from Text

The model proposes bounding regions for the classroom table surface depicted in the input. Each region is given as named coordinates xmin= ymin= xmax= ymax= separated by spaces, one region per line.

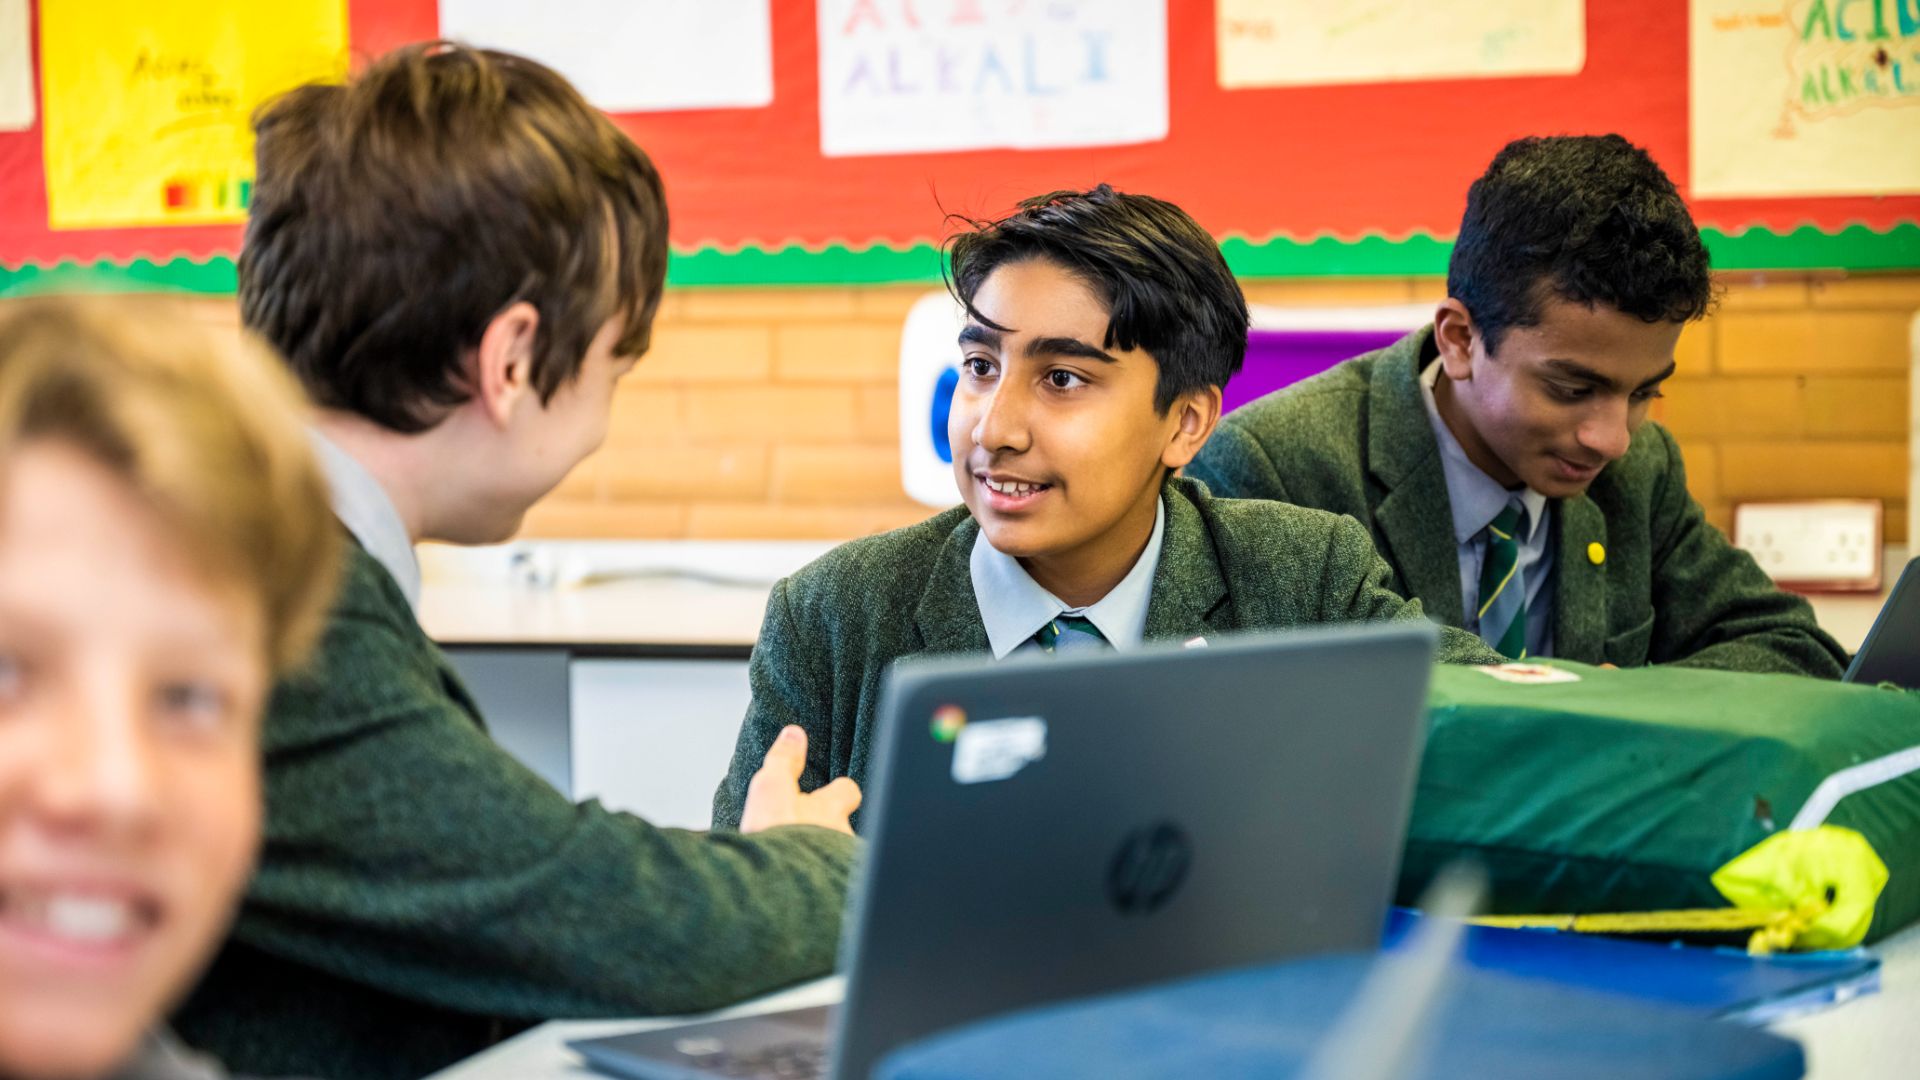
xmin=418 ymin=539 xmax=836 ymax=648
xmin=420 ymin=539 xmax=1906 ymax=654
xmin=427 ymin=919 xmax=1920 ymax=1080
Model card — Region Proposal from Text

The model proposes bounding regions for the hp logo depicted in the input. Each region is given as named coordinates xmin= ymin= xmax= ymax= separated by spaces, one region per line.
xmin=1106 ymin=822 xmax=1192 ymax=915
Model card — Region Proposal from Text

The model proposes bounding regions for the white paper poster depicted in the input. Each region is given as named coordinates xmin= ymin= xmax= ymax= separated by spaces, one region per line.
xmin=438 ymin=0 xmax=773 ymax=112
xmin=1691 ymin=0 xmax=1920 ymax=198
xmin=0 ymin=0 xmax=33 ymax=132
xmin=817 ymin=0 xmax=1168 ymax=158
xmin=1216 ymin=0 xmax=1585 ymax=88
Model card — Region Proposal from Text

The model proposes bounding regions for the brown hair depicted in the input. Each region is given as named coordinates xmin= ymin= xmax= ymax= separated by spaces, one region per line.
xmin=0 ymin=296 xmax=340 ymax=674
xmin=240 ymin=41 xmax=670 ymax=433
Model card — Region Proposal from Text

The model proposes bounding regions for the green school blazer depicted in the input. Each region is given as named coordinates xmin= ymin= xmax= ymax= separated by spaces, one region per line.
xmin=711 ymin=476 xmax=1503 ymax=831
xmin=173 ymin=538 xmax=856 ymax=1080
xmin=1186 ymin=328 xmax=1849 ymax=678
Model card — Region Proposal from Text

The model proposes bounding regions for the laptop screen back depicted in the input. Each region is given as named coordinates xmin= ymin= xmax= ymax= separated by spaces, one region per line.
xmin=829 ymin=622 xmax=1440 ymax=1079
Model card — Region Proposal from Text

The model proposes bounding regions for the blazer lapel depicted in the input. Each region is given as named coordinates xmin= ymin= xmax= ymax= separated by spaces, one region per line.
xmin=1552 ymin=494 xmax=1608 ymax=661
xmin=1365 ymin=332 xmax=1466 ymax=628
xmin=911 ymin=515 xmax=993 ymax=655
xmin=1143 ymin=483 xmax=1229 ymax=642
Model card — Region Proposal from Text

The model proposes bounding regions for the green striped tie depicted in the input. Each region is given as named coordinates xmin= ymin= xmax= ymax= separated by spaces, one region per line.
xmin=1034 ymin=614 xmax=1109 ymax=653
xmin=1476 ymin=501 xmax=1529 ymax=660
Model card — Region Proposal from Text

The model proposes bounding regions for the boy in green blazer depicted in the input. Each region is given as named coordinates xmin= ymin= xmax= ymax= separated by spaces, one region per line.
xmin=172 ymin=44 xmax=861 ymax=1080
xmin=1188 ymin=136 xmax=1847 ymax=677
xmin=713 ymin=186 xmax=1502 ymax=831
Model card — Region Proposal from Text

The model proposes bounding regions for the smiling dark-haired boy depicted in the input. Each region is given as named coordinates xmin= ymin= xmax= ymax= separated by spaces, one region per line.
xmin=1187 ymin=135 xmax=1846 ymax=676
xmin=712 ymin=186 xmax=1501 ymax=829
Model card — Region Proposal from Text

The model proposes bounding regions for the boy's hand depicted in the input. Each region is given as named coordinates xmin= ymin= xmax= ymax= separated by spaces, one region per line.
xmin=738 ymin=726 xmax=861 ymax=836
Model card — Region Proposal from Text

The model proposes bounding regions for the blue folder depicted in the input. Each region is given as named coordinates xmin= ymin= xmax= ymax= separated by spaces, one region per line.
xmin=874 ymin=953 xmax=1808 ymax=1080
xmin=1381 ymin=907 xmax=1880 ymax=1022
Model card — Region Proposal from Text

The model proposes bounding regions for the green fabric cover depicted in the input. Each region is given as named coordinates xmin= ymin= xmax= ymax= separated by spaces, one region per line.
xmin=1400 ymin=663 xmax=1920 ymax=943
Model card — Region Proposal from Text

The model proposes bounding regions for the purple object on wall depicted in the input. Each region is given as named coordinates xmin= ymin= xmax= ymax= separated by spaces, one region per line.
xmin=1223 ymin=328 xmax=1412 ymax=414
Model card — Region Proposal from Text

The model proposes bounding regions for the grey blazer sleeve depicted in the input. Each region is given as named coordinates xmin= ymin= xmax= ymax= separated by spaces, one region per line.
xmin=1642 ymin=428 xmax=1850 ymax=677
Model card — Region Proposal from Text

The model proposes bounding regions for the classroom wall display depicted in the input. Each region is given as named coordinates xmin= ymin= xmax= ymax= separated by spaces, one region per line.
xmin=1216 ymin=0 xmax=1586 ymax=89
xmin=438 ymin=0 xmax=774 ymax=113
xmin=0 ymin=0 xmax=31 ymax=132
xmin=1691 ymin=0 xmax=1920 ymax=198
xmin=37 ymin=0 xmax=348 ymax=230
xmin=1 ymin=0 xmax=1916 ymax=291
xmin=817 ymin=0 xmax=1169 ymax=157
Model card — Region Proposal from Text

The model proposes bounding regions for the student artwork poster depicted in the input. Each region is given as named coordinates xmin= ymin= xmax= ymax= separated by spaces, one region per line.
xmin=817 ymin=0 xmax=1169 ymax=157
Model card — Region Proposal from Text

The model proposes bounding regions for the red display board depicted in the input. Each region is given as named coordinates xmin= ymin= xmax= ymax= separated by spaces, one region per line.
xmin=2 ymin=0 xmax=1914 ymax=288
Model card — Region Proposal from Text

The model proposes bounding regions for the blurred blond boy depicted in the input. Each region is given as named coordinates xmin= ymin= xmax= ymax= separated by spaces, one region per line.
xmin=0 ymin=296 xmax=337 ymax=1080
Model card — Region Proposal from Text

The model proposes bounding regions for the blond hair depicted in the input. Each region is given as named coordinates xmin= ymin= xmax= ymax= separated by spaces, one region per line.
xmin=0 ymin=295 xmax=339 ymax=673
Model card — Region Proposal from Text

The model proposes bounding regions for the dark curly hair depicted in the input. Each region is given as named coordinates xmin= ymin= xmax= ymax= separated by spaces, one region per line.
xmin=1449 ymin=135 xmax=1713 ymax=356
xmin=945 ymin=184 xmax=1249 ymax=415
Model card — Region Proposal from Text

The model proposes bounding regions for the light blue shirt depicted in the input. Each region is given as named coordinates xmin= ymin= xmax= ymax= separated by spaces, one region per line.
xmin=970 ymin=497 xmax=1166 ymax=659
xmin=309 ymin=430 xmax=422 ymax=611
xmin=1419 ymin=361 xmax=1555 ymax=658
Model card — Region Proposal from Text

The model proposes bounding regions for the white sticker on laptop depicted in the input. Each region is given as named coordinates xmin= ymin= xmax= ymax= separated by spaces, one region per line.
xmin=951 ymin=716 xmax=1048 ymax=784
xmin=1477 ymin=662 xmax=1582 ymax=685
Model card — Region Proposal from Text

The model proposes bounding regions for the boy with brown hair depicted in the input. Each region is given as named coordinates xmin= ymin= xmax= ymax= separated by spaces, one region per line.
xmin=171 ymin=44 xmax=860 ymax=1080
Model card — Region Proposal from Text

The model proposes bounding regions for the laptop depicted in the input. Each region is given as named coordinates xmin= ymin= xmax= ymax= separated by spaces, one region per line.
xmin=572 ymin=621 xmax=1440 ymax=1080
xmin=1845 ymin=556 xmax=1920 ymax=688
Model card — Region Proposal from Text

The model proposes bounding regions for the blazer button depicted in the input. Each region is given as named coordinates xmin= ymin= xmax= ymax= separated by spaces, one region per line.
xmin=1588 ymin=542 xmax=1606 ymax=566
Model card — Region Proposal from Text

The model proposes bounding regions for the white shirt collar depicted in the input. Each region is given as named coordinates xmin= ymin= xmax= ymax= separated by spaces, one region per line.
xmin=309 ymin=430 xmax=421 ymax=610
xmin=969 ymin=496 xmax=1166 ymax=660
xmin=1418 ymin=360 xmax=1549 ymax=546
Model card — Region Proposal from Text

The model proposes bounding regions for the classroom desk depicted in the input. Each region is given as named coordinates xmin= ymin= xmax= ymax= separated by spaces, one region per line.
xmin=426 ymin=921 xmax=1920 ymax=1080
xmin=418 ymin=540 xmax=831 ymax=826
xmin=421 ymin=541 xmax=1916 ymax=1079
xmin=420 ymin=540 xmax=1905 ymax=655
xmin=419 ymin=540 xmax=1905 ymax=826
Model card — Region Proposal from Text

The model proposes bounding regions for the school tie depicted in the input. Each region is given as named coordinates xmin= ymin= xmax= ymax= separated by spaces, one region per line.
xmin=1476 ymin=499 xmax=1530 ymax=660
xmin=1033 ymin=614 xmax=1110 ymax=654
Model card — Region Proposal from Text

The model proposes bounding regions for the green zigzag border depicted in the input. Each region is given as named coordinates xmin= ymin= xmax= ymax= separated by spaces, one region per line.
xmin=3 ymin=223 xmax=1915 ymax=294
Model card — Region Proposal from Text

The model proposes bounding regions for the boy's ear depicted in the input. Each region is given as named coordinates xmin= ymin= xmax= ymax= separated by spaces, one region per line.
xmin=471 ymin=301 xmax=542 ymax=428
xmin=1161 ymin=384 xmax=1224 ymax=472
xmin=1433 ymin=299 xmax=1478 ymax=382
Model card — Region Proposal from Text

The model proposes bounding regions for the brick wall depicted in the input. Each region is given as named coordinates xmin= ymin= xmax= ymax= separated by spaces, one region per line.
xmin=167 ymin=271 xmax=1918 ymax=545
xmin=1649 ymin=273 xmax=1916 ymax=543
xmin=524 ymin=271 xmax=1919 ymax=545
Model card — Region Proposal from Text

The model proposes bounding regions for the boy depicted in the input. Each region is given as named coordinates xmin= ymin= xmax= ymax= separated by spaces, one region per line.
xmin=713 ymin=186 xmax=1501 ymax=830
xmin=1187 ymin=136 xmax=1846 ymax=676
xmin=172 ymin=44 xmax=861 ymax=1080
xmin=0 ymin=296 xmax=338 ymax=1080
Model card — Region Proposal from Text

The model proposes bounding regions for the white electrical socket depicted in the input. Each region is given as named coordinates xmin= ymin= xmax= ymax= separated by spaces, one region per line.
xmin=1733 ymin=501 xmax=1883 ymax=590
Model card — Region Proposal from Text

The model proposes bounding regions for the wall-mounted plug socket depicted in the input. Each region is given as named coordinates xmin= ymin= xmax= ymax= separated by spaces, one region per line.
xmin=1733 ymin=500 xmax=1884 ymax=592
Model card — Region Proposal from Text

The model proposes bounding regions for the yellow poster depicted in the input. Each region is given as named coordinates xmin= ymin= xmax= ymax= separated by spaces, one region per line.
xmin=1692 ymin=0 xmax=1920 ymax=197
xmin=39 ymin=1 xmax=348 ymax=229
xmin=1216 ymin=0 xmax=1585 ymax=89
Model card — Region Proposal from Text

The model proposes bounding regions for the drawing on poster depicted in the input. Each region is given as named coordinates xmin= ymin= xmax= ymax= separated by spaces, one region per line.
xmin=1216 ymin=0 xmax=1585 ymax=88
xmin=817 ymin=0 xmax=1168 ymax=157
xmin=1692 ymin=0 xmax=1920 ymax=197
xmin=39 ymin=0 xmax=348 ymax=229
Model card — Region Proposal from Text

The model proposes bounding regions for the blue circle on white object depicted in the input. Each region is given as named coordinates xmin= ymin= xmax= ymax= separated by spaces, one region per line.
xmin=929 ymin=365 xmax=959 ymax=464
